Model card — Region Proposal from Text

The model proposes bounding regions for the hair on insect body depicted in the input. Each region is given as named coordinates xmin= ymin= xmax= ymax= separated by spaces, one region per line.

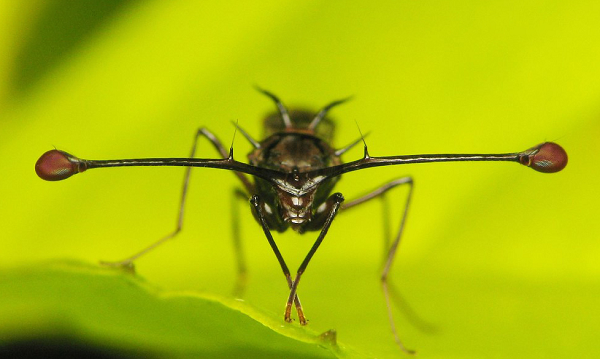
xmin=36 ymin=88 xmax=568 ymax=355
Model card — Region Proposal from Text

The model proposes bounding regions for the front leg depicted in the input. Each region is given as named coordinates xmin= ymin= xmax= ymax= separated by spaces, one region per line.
xmin=285 ymin=193 xmax=345 ymax=324
xmin=250 ymin=195 xmax=306 ymax=323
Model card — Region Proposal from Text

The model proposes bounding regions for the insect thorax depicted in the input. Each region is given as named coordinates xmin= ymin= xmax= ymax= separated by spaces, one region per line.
xmin=262 ymin=110 xmax=336 ymax=142
xmin=248 ymin=110 xmax=342 ymax=232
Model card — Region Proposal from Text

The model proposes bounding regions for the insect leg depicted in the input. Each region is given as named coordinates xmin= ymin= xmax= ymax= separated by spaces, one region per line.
xmin=341 ymin=177 xmax=411 ymax=210
xmin=342 ymin=177 xmax=415 ymax=354
xmin=250 ymin=195 xmax=305 ymax=321
xmin=284 ymin=193 xmax=345 ymax=325
xmin=101 ymin=128 xmax=253 ymax=268
xmin=231 ymin=188 xmax=249 ymax=297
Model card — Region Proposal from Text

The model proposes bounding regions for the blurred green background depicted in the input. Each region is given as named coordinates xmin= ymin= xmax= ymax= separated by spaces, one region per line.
xmin=1 ymin=0 xmax=599 ymax=357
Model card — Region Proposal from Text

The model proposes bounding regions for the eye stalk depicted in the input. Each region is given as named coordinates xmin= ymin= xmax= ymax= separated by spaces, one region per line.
xmin=519 ymin=142 xmax=568 ymax=173
xmin=35 ymin=149 xmax=87 ymax=181
xmin=35 ymin=148 xmax=286 ymax=183
xmin=36 ymin=142 xmax=568 ymax=182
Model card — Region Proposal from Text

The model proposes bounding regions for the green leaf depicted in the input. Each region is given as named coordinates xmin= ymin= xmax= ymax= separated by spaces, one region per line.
xmin=0 ymin=261 xmax=344 ymax=358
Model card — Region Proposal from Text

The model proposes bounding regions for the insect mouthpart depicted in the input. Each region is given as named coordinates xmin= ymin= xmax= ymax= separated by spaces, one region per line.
xmin=288 ymin=217 xmax=308 ymax=226
xmin=280 ymin=194 xmax=313 ymax=229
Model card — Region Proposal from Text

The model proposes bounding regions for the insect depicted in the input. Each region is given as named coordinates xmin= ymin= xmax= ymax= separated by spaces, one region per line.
xmin=35 ymin=88 xmax=568 ymax=354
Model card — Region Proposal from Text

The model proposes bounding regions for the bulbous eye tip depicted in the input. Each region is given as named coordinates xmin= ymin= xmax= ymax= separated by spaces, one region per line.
xmin=35 ymin=149 xmax=82 ymax=181
xmin=522 ymin=142 xmax=568 ymax=173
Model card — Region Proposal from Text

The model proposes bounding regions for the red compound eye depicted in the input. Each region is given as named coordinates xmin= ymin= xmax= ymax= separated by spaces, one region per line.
xmin=35 ymin=150 xmax=83 ymax=181
xmin=522 ymin=142 xmax=568 ymax=173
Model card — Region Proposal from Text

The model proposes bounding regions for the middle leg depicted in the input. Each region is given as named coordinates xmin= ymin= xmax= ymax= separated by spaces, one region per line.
xmin=100 ymin=127 xmax=251 ymax=268
xmin=341 ymin=177 xmax=416 ymax=355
